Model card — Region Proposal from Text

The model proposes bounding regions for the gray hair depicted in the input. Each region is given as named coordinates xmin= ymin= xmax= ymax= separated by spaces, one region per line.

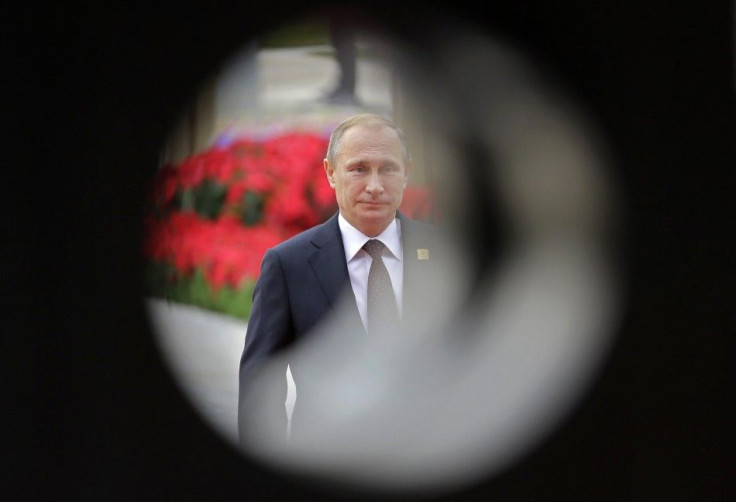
xmin=325 ymin=113 xmax=410 ymax=165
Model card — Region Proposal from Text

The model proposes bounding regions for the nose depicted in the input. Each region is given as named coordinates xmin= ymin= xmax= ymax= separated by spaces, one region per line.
xmin=365 ymin=171 xmax=384 ymax=195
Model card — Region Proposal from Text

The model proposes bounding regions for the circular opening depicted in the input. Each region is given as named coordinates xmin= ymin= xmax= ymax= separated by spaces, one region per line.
xmin=141 ymin=8 xmax=623 ymax=498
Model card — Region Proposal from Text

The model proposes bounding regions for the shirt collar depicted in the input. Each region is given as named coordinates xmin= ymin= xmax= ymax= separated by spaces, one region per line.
xmin=338 ymin=213 xmax=402 ymax=262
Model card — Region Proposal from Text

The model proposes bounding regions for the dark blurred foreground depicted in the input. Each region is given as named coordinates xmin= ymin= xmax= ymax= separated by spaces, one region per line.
xmin=5 ymin=2 xmax=731 ymax=500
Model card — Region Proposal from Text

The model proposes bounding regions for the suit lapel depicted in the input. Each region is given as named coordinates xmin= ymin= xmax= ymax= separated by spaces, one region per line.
xmin=307 ymin=213 xmax=364 ymax=333
xmin=399 ymin=212 xmax=420 ymax=296
xmin=307 ymin=213 xmax=353 ymax=307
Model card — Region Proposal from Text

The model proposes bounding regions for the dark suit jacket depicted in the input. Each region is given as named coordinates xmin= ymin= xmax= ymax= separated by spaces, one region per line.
xmin=237 ymin=211 xmax=446 ymax=442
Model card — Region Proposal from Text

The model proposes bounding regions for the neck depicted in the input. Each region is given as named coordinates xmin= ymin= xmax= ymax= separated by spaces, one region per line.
xmin=342 ymin=215 xmax=396 ymax=238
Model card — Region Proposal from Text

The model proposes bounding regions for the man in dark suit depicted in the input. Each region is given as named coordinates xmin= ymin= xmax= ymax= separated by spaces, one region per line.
xmin=238 ymin=113 xmax=457 ymax=443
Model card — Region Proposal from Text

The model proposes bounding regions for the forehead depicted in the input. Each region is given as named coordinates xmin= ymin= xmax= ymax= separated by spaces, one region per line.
xmin=337 ymin=122 xmax=405 ymax=162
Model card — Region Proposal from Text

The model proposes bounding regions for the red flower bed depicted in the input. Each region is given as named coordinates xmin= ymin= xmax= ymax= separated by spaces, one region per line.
xmin=143 ymin=211 xmax=286 ymax=291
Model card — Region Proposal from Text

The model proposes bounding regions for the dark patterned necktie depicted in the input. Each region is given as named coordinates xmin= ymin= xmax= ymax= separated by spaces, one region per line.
xmin=363 ymin=239 xmax=400 ymax=334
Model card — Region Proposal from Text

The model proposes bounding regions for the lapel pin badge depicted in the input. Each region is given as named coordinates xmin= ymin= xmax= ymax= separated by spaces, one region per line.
xmin=417 ymin=248 xmax=430 ymax=260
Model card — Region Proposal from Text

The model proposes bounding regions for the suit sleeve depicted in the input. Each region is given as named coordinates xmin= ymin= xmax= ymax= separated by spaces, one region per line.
xmin=238 ymin=248 xmax=292 ymax=444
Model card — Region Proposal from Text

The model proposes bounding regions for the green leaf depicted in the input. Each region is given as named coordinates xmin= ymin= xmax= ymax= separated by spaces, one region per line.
xmin=177 ymin=189 xmax=195 ymax=211
xmin=241 ymin=190 xmax=264 ymax=226
xmin=193 ymin=179 xmax=227 ymax=220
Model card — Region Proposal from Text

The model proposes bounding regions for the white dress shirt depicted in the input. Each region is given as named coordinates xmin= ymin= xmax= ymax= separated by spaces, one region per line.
xmin=337 ymin=213 xmax=403 ymax=330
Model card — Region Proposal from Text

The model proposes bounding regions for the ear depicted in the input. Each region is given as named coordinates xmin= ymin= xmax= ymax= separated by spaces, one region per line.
xmin=403 ymin=158 xmax=413 ymax=187
xmin=324 ymin=158 xmax=336 ymax=188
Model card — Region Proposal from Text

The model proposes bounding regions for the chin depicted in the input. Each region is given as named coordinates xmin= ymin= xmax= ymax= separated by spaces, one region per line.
xmin=357 ymin=216 xmax=393 ymax=235
xmin=358 ymin=209 xmax=390 ymax=221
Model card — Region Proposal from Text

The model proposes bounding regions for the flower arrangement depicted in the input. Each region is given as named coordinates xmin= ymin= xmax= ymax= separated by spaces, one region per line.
xmin=143 ymin=129 xmax=433 ymax=320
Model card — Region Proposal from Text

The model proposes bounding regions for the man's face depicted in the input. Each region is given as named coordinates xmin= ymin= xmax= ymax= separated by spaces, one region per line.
xmin=324 ymin=122 xmax=410 ymax=237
